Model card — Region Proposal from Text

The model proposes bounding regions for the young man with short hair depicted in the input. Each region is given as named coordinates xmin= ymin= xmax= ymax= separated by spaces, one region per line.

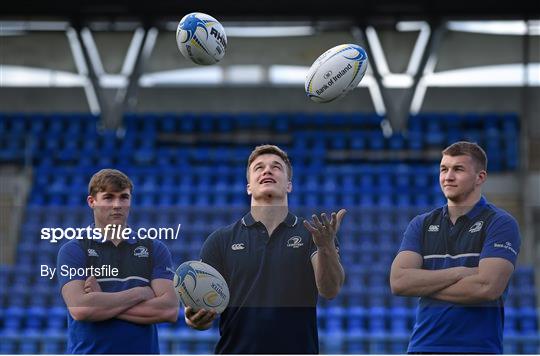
xmin=185 ymin=144 xmax=345 ymax=354
xmin=57 ymin=169 xmax=179 ymax=354
xmin=390 ymin=141 xmax=521 ymax=354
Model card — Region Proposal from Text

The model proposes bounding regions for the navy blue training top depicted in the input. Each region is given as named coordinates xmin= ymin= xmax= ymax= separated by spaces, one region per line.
xmin=201 ymin=211 xmax=337 ymax=354
xmin=57 ymin=236 xmax=174 ymax=354
xmin=398 ymin=196 xmax=521 ymax=354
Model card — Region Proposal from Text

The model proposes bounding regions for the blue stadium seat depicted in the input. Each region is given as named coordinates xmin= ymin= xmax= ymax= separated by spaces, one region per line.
xmin=4 ymin=305 xmax=24 ymax=330
xmin=46 ymin=306 xmax=67 ymax=331
xmin=504 ymin=307 xmax=518 ymax=335
xmin=0 ymin=338 xmax=17 ymax=354
xmin=389 ymin=307 xmax=409 ymax=334
xmin=347 ymin=306 xmax=366 ymax=333
xmin=42 ymin=335 xmax=65 ymax=354
xmin=19 ymin=334 xmax=40 ymax=353
xmin=519 ymin=307 xmax=538 ymax=334
xmin=368 ymin=306 xmax=387 ymax=333
xmin=326 ymin=306 xmax=345 ymax=333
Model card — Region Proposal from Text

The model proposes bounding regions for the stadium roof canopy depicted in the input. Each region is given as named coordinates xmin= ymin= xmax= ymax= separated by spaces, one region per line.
xmin=2 ymin=0 xmax=539 ymax=24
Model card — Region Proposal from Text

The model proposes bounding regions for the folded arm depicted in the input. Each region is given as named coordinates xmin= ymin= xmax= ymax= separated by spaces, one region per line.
xmin=62 ymin=279 xmax=154 ymax=322
xmin=390 ymin=251 xmax=477 ymax=297
xmin=430 ymin=257 xmax=514 ymax=304
xmin=116 ymin=278 xmax=179 ymax=324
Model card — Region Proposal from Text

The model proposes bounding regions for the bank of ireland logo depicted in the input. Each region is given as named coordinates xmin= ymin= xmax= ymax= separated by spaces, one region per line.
xmin=134 ymin=246 xmax=149 ymax=258
xmin=469 ymin=221 xmax=483 ymax=233
xmin=287 ymin=236 xmax=304 ymax=248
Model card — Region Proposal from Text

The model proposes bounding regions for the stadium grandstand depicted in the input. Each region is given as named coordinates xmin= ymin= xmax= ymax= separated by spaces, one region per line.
xmin=1 ymin=0 xmax=539 ymax=354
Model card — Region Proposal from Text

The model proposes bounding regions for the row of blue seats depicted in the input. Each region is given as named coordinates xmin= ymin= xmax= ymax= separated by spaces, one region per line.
xmin=0 ymin=132 xmax=518 ymax=159
xmin=2 ymin=154 xmax=515 ymax=175
xmin=31 ymin=161 xmax=441 ymax=173
xmin=27 ymin=193 xmax=447 ymax=207
xmin=0 ymin=292 xmax=535 ymax=313
xmin=2 ymin=112 xmax=517 ymax=138
xmin=2 ymin=149 xmax=516 ymax=172
xmin=0 ymin=128 xmax=518 ymax=148
xmin=1 ymin=131 xmax=520 ymax=172
xmin=17 ymin=226 xmax=412 ymax=246
xmin=31 ymin=168 xmax=442 ymax=185
xmin=0 ymin=335 xmax=536 ymax=355
xmin=30 ymin=182 xmax=441 ymax=195
xmin=20 ymin=224 xmax=409 ymax=240
xmin=1 ymin=290 xmax=535 ymax=313
xmin=20 ymin=211 xmax=418 ymax=225
xmin=22 ymin=205 xmax=422 ymax=224
xmin=0 ymin=113 xmax=517 ymax=143
xmin=1 ymin=305 xmax=536 ymax=333
xmin=408 ymin=112 xmax=518 ymax=129
xmin=28 ymin=166 xmax=442 ymax=183
xmin=30 ymin=183 xmax=440 ymax=196
xmin=7 ymin=241 xmax=534 ymax=273
xmin=0 ymin=112 xmax=384 ymax=133
xmin=3 ymin=259 xmax=534 ymax=293
xmin=0 ymin=243 xmax=375 ymax=267
xmin=1 ymin=272 xmax=536 ymax=310
xmin=10 ymin=243 xmax=385 ymax=267
xmin=0 ymin=112 xmax=516 ymax=134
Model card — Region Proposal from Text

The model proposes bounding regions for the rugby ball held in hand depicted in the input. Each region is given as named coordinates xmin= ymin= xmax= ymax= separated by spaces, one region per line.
xmin=305 ymin=44 xmax=368 ymax=103
xmin=173 ymin=260 xmax=230 ymax=313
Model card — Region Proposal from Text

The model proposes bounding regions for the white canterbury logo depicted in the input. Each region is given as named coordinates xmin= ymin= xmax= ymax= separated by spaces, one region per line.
xmin=428 ymin=225 xmax=439 ymax=232
xmin=231 ymin=243 xmax=245 ymax=251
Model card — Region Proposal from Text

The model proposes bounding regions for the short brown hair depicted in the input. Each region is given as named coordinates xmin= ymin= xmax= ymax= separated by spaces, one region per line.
xmin=246 ymin=144 xmax=293 ymax=181
xmin=88 ymin=169 xmax=134 ymax=197
xmin=442 ymin=141 xmax=488 ymax=171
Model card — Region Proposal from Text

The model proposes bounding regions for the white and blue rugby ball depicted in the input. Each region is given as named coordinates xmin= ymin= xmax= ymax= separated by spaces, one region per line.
xmin=305 ymin=44 xmax=368 ymax=103
xmin=173 ymin=260 xmax=230 ymax=313
xmin=176 ymin=12 xmax=227 ymax=65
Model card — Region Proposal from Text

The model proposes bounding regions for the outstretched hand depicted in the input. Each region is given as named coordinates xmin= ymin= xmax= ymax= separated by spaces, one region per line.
xmin=303 ymin=209 xmax=347 ymax=248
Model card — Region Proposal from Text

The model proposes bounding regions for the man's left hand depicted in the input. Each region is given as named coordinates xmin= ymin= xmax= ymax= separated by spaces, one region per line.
xmin=304 ymin=209 xmax=347 ymax=248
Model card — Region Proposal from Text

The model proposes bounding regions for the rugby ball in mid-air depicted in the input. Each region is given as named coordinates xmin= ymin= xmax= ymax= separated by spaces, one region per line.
xmin=173 ymin=260 xmax=229 ymax=313
xmin=176 ymin=12 xmax=227 ymax=65
xmin=305 ymin=44 xmax=368 ymax=103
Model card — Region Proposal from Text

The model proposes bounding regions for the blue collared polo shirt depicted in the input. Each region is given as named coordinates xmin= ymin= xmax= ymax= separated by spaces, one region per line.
xmin=398 ymin=196 xmax=521 ymax=354
xmin=200 ymin=211 xmax=337 ymax=354
xmin=57 ymin=233 xmax=174 ymax=354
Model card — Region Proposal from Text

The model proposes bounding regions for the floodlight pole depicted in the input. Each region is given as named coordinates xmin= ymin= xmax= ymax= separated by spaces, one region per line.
xmin=70 ymin=24 xmax=108 ymax=118
xmin=403 ymin=21 xmax=446 ymax=118
xmin=351 ymin=22 xmax=446 ymax=134
xmin=112 ymin=26 xmax=158 ymax=130
xmin=351 ymin=26 xmax=395 ymax=135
